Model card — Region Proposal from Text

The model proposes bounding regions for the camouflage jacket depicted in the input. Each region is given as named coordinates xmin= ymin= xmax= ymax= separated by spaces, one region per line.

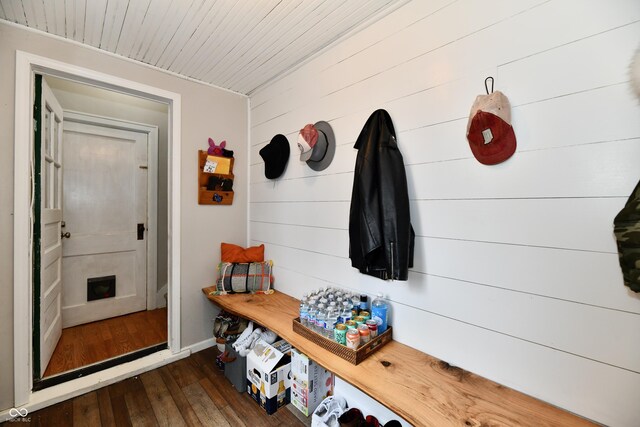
xmin=614 ymin=179 xmax=640 ymax=293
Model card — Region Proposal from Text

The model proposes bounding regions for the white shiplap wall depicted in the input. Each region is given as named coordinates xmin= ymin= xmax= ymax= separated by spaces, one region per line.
xmin=249 ymin=1 xmax=640 ymax=425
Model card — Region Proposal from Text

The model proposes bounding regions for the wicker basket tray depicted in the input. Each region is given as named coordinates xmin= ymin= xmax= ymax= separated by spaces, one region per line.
xmin=292 ymin=318 xmax=392 ymax=365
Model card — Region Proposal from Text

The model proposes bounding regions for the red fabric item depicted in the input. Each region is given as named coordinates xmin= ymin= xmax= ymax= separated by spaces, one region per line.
xmin=300 ymin=123 xmax=318 ymax=147
xmin=467 ymin=110 xmax=516 ymax=165
xmin=220 ymin=243 xmax=265 ymax=263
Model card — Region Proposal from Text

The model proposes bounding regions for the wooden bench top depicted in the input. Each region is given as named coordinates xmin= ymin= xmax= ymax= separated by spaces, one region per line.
xmin=202 ymin=288 xmax=594 ymax=427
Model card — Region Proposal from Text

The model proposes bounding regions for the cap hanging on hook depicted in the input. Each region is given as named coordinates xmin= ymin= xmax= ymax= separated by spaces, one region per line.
xmin=484 ymin=76 xmax=494 ymax=95
xmin=465 ymin=76 xmax=517 ymax=165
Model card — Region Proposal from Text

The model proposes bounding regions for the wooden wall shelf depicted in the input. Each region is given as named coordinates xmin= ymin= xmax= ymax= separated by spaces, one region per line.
xmin=202 ymin=289 xmax=594 ymax=427
xmin=198 ymin=150 xmax=234 ymax=205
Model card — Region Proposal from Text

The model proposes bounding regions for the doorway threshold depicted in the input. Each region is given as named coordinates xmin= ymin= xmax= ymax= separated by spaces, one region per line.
xmin=34 ymin=343 xmax=168 ymax=391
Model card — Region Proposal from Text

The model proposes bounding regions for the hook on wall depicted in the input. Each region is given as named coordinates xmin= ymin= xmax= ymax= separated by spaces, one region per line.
xmin=484 ymin=76 xmax=494 ymax=95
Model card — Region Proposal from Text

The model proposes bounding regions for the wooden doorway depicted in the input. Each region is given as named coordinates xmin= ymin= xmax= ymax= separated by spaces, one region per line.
xmin=13 ymin=51 xmax=182 ymax=408
xmin=34 ymin=77 xmax=167 ymax=382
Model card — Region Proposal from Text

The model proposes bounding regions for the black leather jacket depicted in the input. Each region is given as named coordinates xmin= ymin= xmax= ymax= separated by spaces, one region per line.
xmin=349 ymin=109 xmax=415 ymax=281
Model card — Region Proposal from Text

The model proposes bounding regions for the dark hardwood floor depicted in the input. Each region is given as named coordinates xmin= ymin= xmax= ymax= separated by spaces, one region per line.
xmin=44 ymin=308 xmax=168 ymax=378
xmin=6 ymin=346 xmax=305 ymax=426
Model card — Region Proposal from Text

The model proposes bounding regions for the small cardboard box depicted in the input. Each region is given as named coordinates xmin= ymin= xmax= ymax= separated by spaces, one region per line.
xmin=246 ymin=339 xmax=292 ymax=415
xmin=203 ymin=155 xmax=231 ymax=174
xmin=290 ymin=347 xmax=335 ymax=417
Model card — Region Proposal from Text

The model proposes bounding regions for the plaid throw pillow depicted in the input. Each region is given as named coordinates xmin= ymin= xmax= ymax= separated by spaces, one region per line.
xmin=212 ymin=261 xmax=274 ymax=295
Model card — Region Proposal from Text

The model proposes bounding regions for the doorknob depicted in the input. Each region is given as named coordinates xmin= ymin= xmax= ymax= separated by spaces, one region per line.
xmin=61 ymin=231 xmax=71 ymax=239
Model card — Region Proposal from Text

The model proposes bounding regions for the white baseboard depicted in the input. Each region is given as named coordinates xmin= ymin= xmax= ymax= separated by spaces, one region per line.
xmin=156 ymin=283 xmax=168 ymax=308
xmin=184 ymin=337 xmax=216 ymax=354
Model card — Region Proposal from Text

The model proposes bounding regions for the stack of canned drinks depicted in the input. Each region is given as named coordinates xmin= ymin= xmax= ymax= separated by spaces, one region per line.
xmin=298 ymin=287 xmax=388 ymax=350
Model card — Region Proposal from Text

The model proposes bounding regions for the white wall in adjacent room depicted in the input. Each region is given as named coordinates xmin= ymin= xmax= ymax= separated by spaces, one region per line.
xmin=47 ymin=76 xmax=170 ymax=299
xmin=248 ymin=1 xmax=640 ymax=425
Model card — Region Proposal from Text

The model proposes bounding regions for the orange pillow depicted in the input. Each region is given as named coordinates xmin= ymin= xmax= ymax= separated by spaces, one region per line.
xmin=221 ymin=243 xmax=265 ymax=263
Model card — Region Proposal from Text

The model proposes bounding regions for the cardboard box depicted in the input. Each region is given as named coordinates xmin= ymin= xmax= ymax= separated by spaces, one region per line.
xmin=203 ymin=155 xmax=231 ymax=174
xmin=246 ymin=339 xmax=292 ymax=415
xmin=290 ymin=347 xmax=335 ymax=417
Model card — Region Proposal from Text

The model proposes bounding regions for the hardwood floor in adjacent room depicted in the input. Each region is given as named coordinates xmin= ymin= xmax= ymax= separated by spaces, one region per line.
xmin=8 ymin=347 xmax=306 ymax=427
xmin=43 ymin=308 xmax=168 ymax=378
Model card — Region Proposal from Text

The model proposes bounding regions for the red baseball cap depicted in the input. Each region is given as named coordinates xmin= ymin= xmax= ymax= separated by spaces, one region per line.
xmin=297 ymin=124 xmax=318 ymax=161
xmin=466 ymin=91 xmax=517 ymax=165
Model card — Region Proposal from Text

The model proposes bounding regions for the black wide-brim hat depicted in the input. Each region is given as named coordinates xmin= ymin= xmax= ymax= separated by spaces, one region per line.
xmin=259 ymin=134 xmax=290 ymax=179
xmin=306 ymin=121 xmax=335 ymax=171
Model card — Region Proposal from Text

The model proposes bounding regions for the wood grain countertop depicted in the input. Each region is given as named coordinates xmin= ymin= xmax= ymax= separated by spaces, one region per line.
xmin=202 ymin=288 xmax=595 ymax=427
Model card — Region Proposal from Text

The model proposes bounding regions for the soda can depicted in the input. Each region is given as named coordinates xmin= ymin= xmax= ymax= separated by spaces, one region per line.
xmin=353 ymin=316 xmax=365 ymax=326
xmin=359 ymin=311 xmax=371 ymax=322
xmin=365 ymin=319 xmax=378 ymax=338
xmin=334 ymin=323 xmax=347 ymax=345
xmin=346 ymin=329 xmax=360 ymax=349
xmin=345 ymin=320 xmax=358 ymax=330
xmin=357 ymin=324 xmax=371 ymax=344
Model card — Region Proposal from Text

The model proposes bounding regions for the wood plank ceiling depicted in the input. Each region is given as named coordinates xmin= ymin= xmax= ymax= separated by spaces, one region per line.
xmin=0 ymin=0 xmax=405 ymax=95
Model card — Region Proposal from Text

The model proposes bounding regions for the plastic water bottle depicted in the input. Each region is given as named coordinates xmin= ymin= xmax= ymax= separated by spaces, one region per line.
xmin=359 ymin=294 xmax=368 ymax=312
xmin=325 ymin=308 xmax=338 ymax=338
xmin=299 ymin=295 xmax=306 ymax=316
xmin=315 ymin=304 xmax=326 ymax=334
xmin=371 ymin=293 xmax=389 ymax=333
xmin=328 ymin=300 xmax=337 ymax=313
xmin=325 ymin=302 xmax=337 ymax=337
xmin=323 ymin=305 xmax=333 ymax=336
xmin=307 ymin=302 xmax=318 ymax=330
xmin=299 ymin=298 xmax=309 ymax=327
xmin=351 ymin=296 xmax=360 ymax=316
xmin=338 ymin=301 xmax=352 ymax=324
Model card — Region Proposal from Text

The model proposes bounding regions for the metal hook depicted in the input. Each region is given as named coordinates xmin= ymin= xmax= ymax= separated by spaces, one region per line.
xmin=484 ymin=76 xmax=494 ymax=94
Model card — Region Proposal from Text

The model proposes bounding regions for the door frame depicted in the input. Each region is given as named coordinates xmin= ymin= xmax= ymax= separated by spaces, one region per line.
xmin=13 ymin=51 xmax=183 ymax=408
xmin=62 ymin=110 xmax=160 ymax=313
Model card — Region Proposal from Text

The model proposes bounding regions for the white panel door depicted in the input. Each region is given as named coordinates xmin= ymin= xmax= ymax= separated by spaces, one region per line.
xmin=39 ymin=78 xmax=64 ymax=376
xmin=61 ymin=121 xmax=148 ymax=328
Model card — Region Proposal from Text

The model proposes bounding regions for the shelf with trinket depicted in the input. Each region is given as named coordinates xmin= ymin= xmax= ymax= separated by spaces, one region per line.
xmin=198 ymin=150 xmax=234 ymax=205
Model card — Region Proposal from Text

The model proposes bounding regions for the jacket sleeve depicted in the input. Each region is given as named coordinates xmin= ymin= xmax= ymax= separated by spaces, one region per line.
xmin=355 ymin=153 xmax=382 ymax=257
